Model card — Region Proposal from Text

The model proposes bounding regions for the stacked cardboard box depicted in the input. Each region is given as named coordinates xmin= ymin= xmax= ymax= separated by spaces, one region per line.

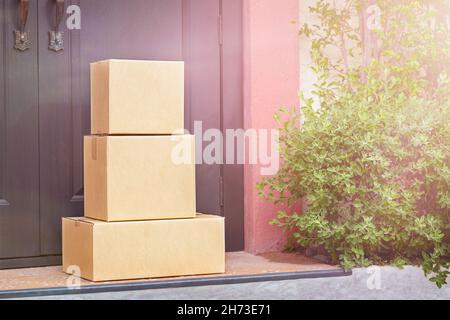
xmin=62 ymin=60 xmax=225 ymax=282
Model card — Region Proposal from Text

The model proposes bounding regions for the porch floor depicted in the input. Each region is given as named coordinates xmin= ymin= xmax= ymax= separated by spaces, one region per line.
xmin=0 ymin=252 xmax=347 ymax=298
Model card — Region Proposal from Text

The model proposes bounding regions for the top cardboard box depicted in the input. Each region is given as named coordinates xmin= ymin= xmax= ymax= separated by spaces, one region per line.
xmin=91 ymin=59 xmax=184 ymax=135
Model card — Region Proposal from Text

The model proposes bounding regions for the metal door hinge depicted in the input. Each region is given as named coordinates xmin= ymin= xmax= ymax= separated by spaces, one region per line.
xmin=14 ymin=0 xmax=31 ymax=51
xmin=219 ymin=176 xmax=224 ymax=207
xmin=49 ymin=0 xmax=65 ymax=52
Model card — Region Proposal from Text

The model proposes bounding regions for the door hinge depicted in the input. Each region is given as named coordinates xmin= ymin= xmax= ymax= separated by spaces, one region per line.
xmin=218 ymin=14 xmax=223 ymax=46
xmin=219 ymin=176 xmax=224 ymax=207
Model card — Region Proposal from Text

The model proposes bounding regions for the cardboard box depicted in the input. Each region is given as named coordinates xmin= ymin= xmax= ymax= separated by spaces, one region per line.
xmin=91 ymin=59 xmax=184 ymax=135
xmin=62 ymin=214 xmax=225 ymax=282
xmin=84 ymin=135 xmax=196 ymax=222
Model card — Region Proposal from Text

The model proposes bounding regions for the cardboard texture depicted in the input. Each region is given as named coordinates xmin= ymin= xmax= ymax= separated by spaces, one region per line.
xmin=62 ymin=215 xmax=226 ymax=282
xmin=84 ymin=135 xmax=196 ymax=222
xmin=91 ymin=59 xmax=184 ymax=135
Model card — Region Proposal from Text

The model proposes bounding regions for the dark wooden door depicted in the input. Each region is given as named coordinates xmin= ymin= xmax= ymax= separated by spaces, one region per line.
xmin=0 ymin=0 xmax=40 ymax=262
xmin=0 ymin=0 xmax=243 ymax=269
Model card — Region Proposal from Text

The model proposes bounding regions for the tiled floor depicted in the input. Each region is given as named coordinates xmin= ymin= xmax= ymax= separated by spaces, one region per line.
xmin=0 ymin=252 xmax=338 ymax=292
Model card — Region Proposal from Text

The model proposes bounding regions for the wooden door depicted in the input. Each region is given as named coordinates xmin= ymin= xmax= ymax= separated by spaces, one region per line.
xmin=0 ymin=0 xmax=243 ymax=269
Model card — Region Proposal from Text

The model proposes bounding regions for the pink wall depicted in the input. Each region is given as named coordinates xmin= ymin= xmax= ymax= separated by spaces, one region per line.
xmin=243 ymin=0 xmax=300 ymax=254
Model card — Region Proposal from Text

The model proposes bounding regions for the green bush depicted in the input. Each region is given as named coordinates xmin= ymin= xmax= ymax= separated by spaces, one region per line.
xmin=258 ymin=0 xmax=450 ymax=287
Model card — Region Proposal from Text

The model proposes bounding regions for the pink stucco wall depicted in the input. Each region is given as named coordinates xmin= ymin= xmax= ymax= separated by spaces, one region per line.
xmin=243 ymin=0 xmax=300 ymax=254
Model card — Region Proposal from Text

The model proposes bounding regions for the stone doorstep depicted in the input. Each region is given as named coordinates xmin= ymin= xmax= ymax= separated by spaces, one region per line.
xmin=0 ymin=252 xmax=351 ymax=299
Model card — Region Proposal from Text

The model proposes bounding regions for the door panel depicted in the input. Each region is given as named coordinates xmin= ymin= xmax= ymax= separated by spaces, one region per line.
xmin=38 ymin=0 xmax=82 ymax=255
xmin=186 ymin=0 xmax=222 ymax=215
xmin=0 ymin=0 xmax=40 ymax=259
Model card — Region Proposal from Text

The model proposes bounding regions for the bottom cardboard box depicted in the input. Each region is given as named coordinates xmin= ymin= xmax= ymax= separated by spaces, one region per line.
xmin=62 ymin=214 xmax=225 ymax=282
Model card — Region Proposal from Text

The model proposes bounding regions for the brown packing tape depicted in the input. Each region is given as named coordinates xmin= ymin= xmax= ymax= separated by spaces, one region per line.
xmin=91 ymin=136 xmax=98 ymax=161
xmin=65 ymin=217 xmax=97 ymax=226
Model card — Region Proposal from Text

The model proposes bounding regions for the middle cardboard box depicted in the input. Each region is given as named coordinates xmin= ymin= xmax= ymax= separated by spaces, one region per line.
xmin=84 ymin=134 xmax=196 ymax=222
